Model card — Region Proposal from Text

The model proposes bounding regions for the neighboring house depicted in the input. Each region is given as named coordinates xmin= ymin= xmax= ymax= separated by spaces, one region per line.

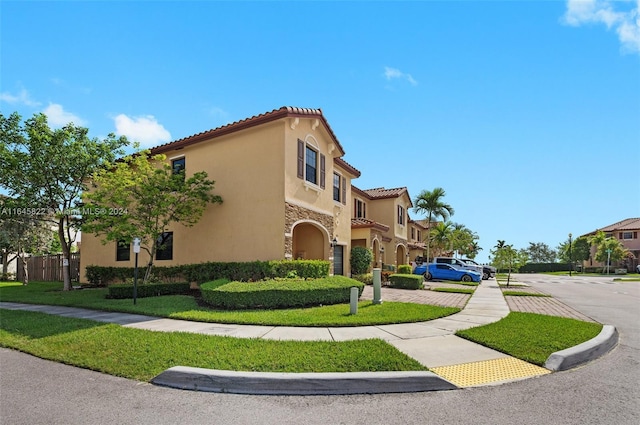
xmin=581 ymin=218 xmax=640 ymax=271
xmin=80 ymin=107 xmax=361 ymax=281
xmin=350 ymin=186 xmax=413 ymax=271
xmin=407 ymin=218 xmax=428 ymax=262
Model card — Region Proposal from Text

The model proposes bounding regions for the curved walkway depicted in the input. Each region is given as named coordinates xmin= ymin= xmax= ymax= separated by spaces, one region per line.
xmin=0 ymin=280 xmax=616 ymax=393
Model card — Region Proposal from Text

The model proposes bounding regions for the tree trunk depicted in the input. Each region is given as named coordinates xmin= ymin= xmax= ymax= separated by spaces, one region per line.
xmin=20 ymin=250 xmax=28 ymax=285
xmin=1 ymin=252 xmax=8 ymax=278
xmin=58 ymin=217 xmax=72 ymax=291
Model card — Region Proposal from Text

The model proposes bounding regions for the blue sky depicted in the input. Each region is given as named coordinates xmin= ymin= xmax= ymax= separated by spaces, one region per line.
xmin=2 ymin=0 xmax=639 ymax=263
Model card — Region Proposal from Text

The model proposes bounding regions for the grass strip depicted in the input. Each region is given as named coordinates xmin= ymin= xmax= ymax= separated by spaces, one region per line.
xmin=0 ymin=309 xmax=428 ymax=381
xmin=456 ymin=312 xmax=602 ymax=366
xmin=0 ymin=282 xmax=459 ymax=327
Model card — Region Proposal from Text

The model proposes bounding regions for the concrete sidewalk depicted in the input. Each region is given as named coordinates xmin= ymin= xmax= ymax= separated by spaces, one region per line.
xmin=0 ymin=280 xmax=616 ymax=394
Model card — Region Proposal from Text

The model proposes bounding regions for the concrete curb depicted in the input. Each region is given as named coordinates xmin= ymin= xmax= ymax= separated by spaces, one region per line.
xmin=544 ymin=325 xmax=618 ymax=371
xmin=151 ymin=367 xmax=459 ymax=395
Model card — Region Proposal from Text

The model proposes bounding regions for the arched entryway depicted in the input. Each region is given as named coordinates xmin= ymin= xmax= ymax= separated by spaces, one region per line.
xmin=292 ymin=222 xmax=326 ymax=261
xmin=372 ymin=239 xmax=380 ymax=269
xmin=396 ymin=244 xmax=407 ymax=269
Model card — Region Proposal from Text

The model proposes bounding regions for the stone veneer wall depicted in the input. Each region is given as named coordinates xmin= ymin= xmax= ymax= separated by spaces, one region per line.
xmin=284 ymin=202 xmax=334 ymax=258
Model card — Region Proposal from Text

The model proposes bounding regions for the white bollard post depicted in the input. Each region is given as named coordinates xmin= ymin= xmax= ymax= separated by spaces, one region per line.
xmin=350 ymin=286 xmax=359 ymax=315
xmin=373 ymin=268 xmax=382 ymax=305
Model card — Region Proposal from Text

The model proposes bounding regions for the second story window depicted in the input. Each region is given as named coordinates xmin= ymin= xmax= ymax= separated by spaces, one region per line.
xmin=333 ymin=173 xmax=340 ymax=201
xmin=297 ymin=140 xmax=325 ymax=189
xmin=333 ymin=173 xmax=347 ymax=204
xmin=172 ymin=157 xmax=186 ymax=181
xmin=398 ymin=205 xmax=405 ymax=225
xmin=306 ymin=146 xmax=317 ymax=185
xmin=354 ymin=199 xmax=366 ymax=218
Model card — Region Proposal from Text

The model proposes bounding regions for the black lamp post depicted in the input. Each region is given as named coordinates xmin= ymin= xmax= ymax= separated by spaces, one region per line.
xmin=568 ymin=233 xmax=572 ymax=277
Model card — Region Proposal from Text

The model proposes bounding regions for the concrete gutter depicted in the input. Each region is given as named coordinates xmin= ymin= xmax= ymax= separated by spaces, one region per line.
xmin=151 ymin=367 xmax=458 ymax=395
xmin=544 ymin=325 xmax=618 ymax=371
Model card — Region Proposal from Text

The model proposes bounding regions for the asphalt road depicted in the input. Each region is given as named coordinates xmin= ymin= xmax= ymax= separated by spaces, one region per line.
xmin=1 ymin=274 xmax=638 ymax=425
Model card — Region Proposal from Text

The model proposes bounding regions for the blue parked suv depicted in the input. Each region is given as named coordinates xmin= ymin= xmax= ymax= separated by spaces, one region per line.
xmin=414 ymin=263 xmax=481 ymax=282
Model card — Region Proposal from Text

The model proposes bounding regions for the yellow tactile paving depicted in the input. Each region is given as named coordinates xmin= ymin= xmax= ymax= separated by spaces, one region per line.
xmin=432 ymin=357 xmax=551 ymax=387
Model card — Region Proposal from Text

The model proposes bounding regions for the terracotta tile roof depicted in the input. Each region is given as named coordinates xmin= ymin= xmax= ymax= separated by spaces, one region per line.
xmin=352 ymin=186 xmax=412 ymax=204
xmin=149 ymin=106 xmax=347 ymax=157
xmin=596 ymin=218 xmax=640 ymax=232
xmin=362 ymin=187 xmax=408 ymax=198
xmin=351 ymin=218 xmax=390 ymax=232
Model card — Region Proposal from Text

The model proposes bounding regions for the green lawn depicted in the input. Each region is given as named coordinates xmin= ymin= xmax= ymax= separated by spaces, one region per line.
xmin=0 ymin=281 xmax=459 ymax=327
xmin=1 ymin=281 xmax=605 ymax=378
xmin=456 ymin=312 xmax=603 ymax=366
xmin=0 ymin=309 xmax=428 ymax=380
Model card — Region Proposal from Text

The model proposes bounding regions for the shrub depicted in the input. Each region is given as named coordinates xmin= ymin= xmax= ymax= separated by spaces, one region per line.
xmin=85 ymin=265 xmax=186 ymax=286
xmin=388 ymin=274 xmax=423 ymax=290
xmin=398 ymin=264 xmax=412 ymax=274
xmin=106 ymin=282 xmax=191 ymax=299
xmin=350 ymin=247 xmax=373 ymax=275
xmin=352 ymin=273 xmax=373 ymax=285
xmin=85 ymin=260 xmax=330 ymax=286
xmin=381 ymin=271 xmax=393 ymax=283
xmin=201 ymin=276 xmax=365 ymax=310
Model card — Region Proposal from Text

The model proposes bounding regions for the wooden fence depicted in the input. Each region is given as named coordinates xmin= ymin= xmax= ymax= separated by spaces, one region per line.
xmin=16 ymin=253 xmax=80 ymax=282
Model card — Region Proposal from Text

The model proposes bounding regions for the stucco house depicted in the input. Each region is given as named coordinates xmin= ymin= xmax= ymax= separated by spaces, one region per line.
xmin=581 ymin=217 xmax=640 ymax=271
xmin=80 ymin=107 xmax=361 ymax=281
xmin=350 ymin=186 xmax=414 ymax=271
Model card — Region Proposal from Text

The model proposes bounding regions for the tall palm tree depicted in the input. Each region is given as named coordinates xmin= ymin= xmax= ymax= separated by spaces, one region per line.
xmin=413 ymin=187 xmax=454 ymax=263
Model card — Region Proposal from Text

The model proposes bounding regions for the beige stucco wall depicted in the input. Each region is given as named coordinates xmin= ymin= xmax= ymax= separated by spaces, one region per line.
xmin=81 ymin=116 xmax=358 ymax=282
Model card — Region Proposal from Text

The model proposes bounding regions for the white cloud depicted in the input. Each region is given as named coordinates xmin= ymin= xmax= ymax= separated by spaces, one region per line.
xmin=563 ymin=0 xmax=640 ymax=53
xmin=43 ymin=103 xmax=87 ymax=127
xmin=384 ymin=66 xmax=418 ymax=86
xmin=113 ymin=114 xmax=172 ymax=147
xmin=208 ymin=106 xmax=230 ymax=124
xmin=0 ymin=88 xmax=41 ymax=107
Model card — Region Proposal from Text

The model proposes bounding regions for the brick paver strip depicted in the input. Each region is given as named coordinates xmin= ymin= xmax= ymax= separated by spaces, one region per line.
xmin=360 ymin=285 xmax=469 ymax=309
xmin=505 ymin=296 xmax=596 ymax=322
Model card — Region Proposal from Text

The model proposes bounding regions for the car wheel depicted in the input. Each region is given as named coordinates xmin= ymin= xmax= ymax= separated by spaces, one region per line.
xmin=425 ymin=272 xmax=433 ymax=281
xmin=482 ymin=272 xmax=489 ymax=280
xmin=461 ymin=274 xmax=472 ymax=282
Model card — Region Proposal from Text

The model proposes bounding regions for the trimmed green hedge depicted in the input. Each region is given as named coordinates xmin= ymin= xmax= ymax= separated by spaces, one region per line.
xmin=85 ymin=260 xmax=330 ymax=285
xmin=397 ymin=265 xmax=412 ymax=274
xmin=107 ymin=282 xmax=191 ymax=299
xmin=201 ymin=276 xmax=365 ymax=310
xmin=388 ymin=274 xmax=423 ymax=290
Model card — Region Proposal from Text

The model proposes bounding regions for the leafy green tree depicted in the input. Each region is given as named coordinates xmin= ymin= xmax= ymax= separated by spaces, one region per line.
xmin=0 ymin=197 xmax=53 ymax=284
xmin=588 ymin=231 xmax=629 ymax=272
xmin=557 ymin=236 xmax=590 ymax=269
xmin=83 ymin=150 xmax=223 ymax=283
xmin=0 ymin=112 xmax=128 ymax=290
xmin=350 ymin=246 xmax=373 ymax=275
xmin=450 ymin=223 xmax=480 ymax=259
xmin=413 ymin=187 xmax=454 ymax=263
xmin=490 ymin=241 xmax=527 ymax=286
xmin=524 ymin=242 xmax=557 ymax=263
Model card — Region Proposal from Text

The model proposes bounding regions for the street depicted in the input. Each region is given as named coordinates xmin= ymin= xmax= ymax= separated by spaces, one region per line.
xmin=1 ymin=274 xmax=638 ymax=425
